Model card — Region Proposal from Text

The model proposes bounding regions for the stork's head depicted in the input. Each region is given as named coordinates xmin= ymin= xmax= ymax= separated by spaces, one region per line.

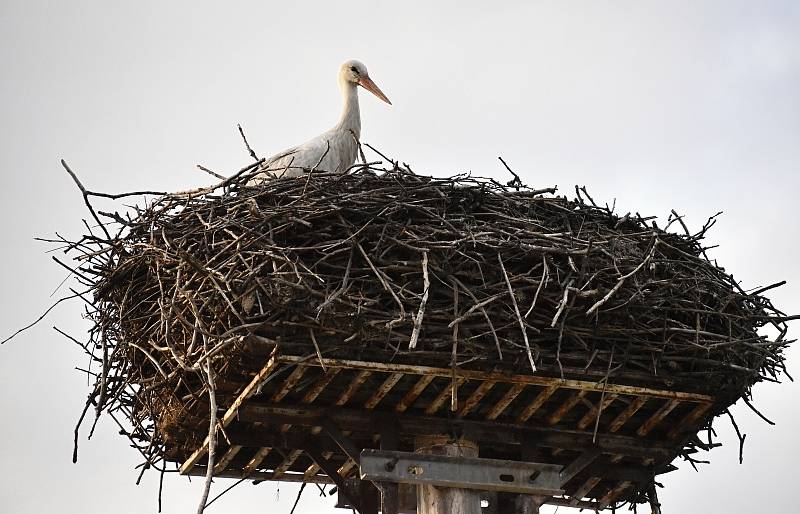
xmin=340 ymin=59 xmax=391 ymax=105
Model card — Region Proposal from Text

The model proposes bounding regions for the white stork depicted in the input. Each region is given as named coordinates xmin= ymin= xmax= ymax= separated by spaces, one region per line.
xmin=252 ymin=59 xmax=391 ymax=180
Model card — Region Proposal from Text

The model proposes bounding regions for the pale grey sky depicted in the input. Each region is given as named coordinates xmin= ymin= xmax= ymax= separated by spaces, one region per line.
xmin=1 ymin=1 xmax=798 ymax=513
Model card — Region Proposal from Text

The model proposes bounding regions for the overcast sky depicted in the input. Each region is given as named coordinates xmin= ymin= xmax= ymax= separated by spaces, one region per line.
xmin=1 ymin=1 xmax=799 ymax=513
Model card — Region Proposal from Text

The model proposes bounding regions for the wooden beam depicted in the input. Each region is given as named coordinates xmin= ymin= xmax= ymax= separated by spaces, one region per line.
xmin=577 ymin=394 xmax=618 ymax=430
xmin=336 ymin=370 xmax=372 ymax=406
xmin=608 ymin=396 xmax=648 ymax=433
xmin=239 ymin=404 xmax=675 ymax=459
xmin=179 ymin=349 xmax=279 ymax=475
xmin=395 ymin=374 xmax=435 ymax=413
xmin=569 ymin=477 xmax=601 ymax=505
xmin=637 ymin=399 xmax=680 ymax=437
xmin=559 ymin=448 xmax=601 ymax=486
xmin=242 ymin=447 xmax=271 ymax=476
xmin=364 ymin=372 xmax=404 ymax=409
xmin=276 ymin=355 xmax=713 ymax=402
xmin=667 ymin=402 xmax=712 ymax=439
xmin=302 ymin=368 xmax=341 ymax=403
xmin=271 ymin=365 xmax=307 ymax=402
xmin=548 ymin=391 xmax=586 ymax=425
xmin=213 ymin=445 xmax=242 ymax=475
xmin=425 ymin=378 xmax=465 ymax=415
xmin=597 ymin=480 xmax=632 ymax=509
xmin=486 ymin=383 xmax=526 ymax=421
xmin=272 ymin=449 xmax=303 ymax=479
xmin=517 ymin=385 xmax=558 ymax=423
xmin=306 ymin=446 xmax=364 ymax=513
xmin=458 ymin=381 xmax=496 ymax=417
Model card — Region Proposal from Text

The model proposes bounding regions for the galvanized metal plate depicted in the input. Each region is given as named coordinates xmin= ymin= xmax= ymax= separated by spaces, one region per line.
xmin=359 ymin=449 xmax=565 ymax=496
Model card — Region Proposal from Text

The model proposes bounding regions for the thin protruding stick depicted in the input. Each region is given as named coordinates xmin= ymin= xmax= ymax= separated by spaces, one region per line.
xmin=498 ymin=253 xmax=536 ymax=372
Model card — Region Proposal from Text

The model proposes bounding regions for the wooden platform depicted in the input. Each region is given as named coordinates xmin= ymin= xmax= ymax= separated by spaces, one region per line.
xmin=176 ymin=348 xmax=715 ymax=511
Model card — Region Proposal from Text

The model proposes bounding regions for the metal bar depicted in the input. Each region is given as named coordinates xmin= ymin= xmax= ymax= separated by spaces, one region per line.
xmin=486 ymin=383 xmax=526 ymax=420
xmin=276 ymin=355 xmax=713 ymax=402
xmin=608 ymin=396 xmax=648 ymax=432
xmin=179 ymin=349 xmax=280 ymax=474
xmin=458 ymin=380 xmax=496 ymax=417
xmin=359 ymin=449 xmax=564 ymax=496
xmin=517 ymin=385 xmax=558 ymax=423
xmin=637 ymin=399 xmax=681 ymax=436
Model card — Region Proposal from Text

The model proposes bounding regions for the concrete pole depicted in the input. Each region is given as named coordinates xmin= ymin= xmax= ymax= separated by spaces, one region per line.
xmin=414 ymin=436 xmax=482 ymax=514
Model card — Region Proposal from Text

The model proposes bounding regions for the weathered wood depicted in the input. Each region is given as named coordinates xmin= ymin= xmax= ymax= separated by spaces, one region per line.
xmin=458 ymin=380 xmax=496 ymax=417
xmin=277 ymin=355 xmax=714 ymax=402
xmin=179 ymin=350 xmax=279 ymax=474
xmin=667 ymin=402 xmax=712 ymax=439
xmin=364 ymin=372 xmax=404 ymax=409
xmin=517 ymin=385 xmax=558 ymax=423
xmin=637 ymin=399 xmax=681 ymax=436
xmin=415 ymin=436 xmax=482 ymax=514
xmin=608 ymin=396 xmax=649 ymax=432
xmin=486 ymin=383 xmax=526 ymax=420
xmin=396 ymin=374 xmax=435 ymax=412
xmin=425 ymin=378 xmax=465 ymax=414
xmin=237 ymin=403 xmax=676 ymax=459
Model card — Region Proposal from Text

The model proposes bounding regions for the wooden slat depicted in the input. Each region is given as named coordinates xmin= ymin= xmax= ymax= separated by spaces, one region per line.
xmin=336 ymin=370 xmax=372 ymax=406
xmin=213 ymin=445 xmax=242 ymax=474
xmin=458 ymin=380 xmax=496 ymax=417
xmin=302 ymin=368 xmax=341 ymax=403
xmin=395 ymin=374 xmax=435 ymax=412
xmin=425 ymin=378 xmax=465 ymax=415
xmin=273 ymin=449 xmax=304 ymax=479
xmin=337 ymin=458 xmax=357 ymax=478
xmin=271 ymin=365 xmax=308 ymax=402
xmin=608 ymin=396 xmax=648 ymax=433
xmin=486 ymin=383 xmax=526 ymax=420
xmin=667 ymin=402 xmax=713 ymax=439
xmin=570 ymin=477 xmax=602 ymax=505
xmin=517 ymin=385 xmax=558 ymax=423
xmin=242 ymin=447 xmax=271 ymax=476
xmin=637 ymin=399 xmax=680 ymax=436
xmin=277 ymin=355 xmax=713 ymax=402
xmin=577 ymin=393 xmax=618 ymax=430
xmin=598 ymin=480 xmax=632 ymax=509
xmin=548 ymin=391 xmax=586 ymax=425
xmin=180 ymin=349 xmax=279 ymax=474
xmin=364 ymin=372 xmax=404 ymax=409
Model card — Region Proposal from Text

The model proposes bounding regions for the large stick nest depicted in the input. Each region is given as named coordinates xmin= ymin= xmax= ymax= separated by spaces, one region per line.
xmin=56 ymin=160 xmax=792 ymax=492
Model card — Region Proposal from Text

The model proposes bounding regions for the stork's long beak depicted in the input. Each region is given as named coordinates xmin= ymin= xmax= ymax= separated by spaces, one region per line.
xmin=358 ymin=76 xmax=392 ymax=105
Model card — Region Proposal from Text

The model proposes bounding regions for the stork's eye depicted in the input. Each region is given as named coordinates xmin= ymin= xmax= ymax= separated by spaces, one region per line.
xmin=350 ymin=66 xmax=359 ymax=74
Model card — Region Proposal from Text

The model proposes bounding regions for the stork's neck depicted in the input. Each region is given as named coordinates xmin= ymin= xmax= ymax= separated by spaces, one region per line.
xmin=334 ymin=80 xmax=361 ymax=140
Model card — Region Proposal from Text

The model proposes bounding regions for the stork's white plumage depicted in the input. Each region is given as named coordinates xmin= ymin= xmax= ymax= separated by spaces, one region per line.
xmin=252 ymin=60 xmax=391 ymax=181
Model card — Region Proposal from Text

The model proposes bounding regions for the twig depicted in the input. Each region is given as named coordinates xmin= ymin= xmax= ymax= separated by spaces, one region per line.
xmin=498 ymin=253 xmax=534 ymax=371
xmin=237 ymin=123 xmax=260 ymax=162
xmin=408 ymin=252 xmax=430 ymax=349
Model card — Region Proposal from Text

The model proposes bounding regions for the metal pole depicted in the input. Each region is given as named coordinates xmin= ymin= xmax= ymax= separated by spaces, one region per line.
xmin=414 ymin=436 xmax=482 ymax=514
